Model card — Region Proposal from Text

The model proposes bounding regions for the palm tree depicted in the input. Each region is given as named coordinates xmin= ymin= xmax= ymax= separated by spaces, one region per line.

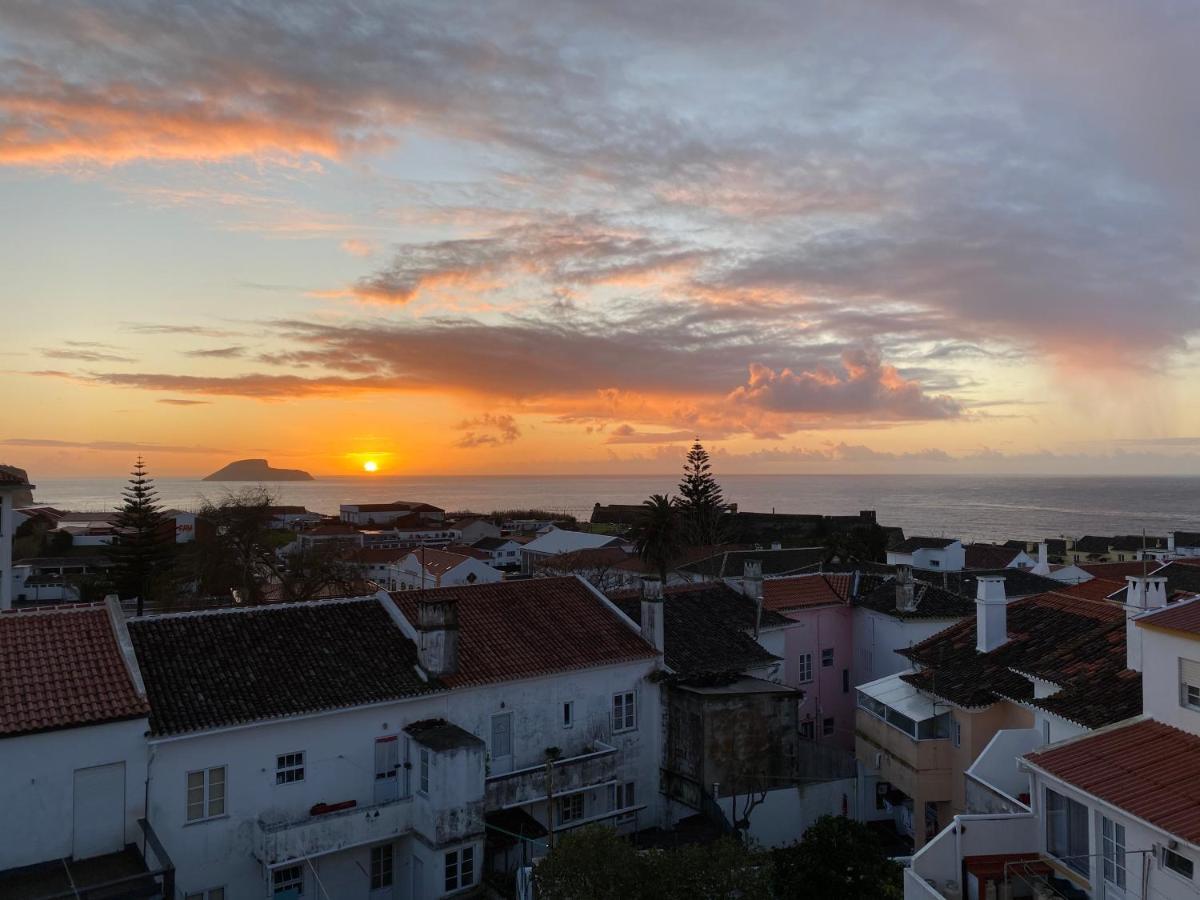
xmin=634 ymin=494 xmax=683 ymax=583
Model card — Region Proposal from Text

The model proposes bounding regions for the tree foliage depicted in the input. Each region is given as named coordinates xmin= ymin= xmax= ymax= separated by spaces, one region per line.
xmin=633 ymin=493 xmax=683 ymax=583
xmin=106 ymin=457 xmax=175 ymax=614
xmin=677 ymin=440 xmax=726 ymax=547
xmin=771 ymin=816 xmax=903 ymax=900
xmin=822 ymin=523 xmax=889 ymax=566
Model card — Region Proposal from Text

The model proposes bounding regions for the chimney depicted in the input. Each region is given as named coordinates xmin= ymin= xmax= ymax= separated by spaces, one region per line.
xmin=743 ymin=560 xmax=764 ymax=638
xmin=975 ymin=577 xmax=1008 ymax=653
xmin=640 ymin=577 xmax=665 ymax=653
xmin=415 ymin=597 xmax=459 ymax=678
xmin=1169 ymin=533 xmax=1177 ymax=554
xmin=1032 ymin=542 xmax=1050 ymax=576
xmin=1126 ymin=575 xmax=1168 ymax=613
xmin=771 ymin=541 xmax=782 ymax=551
xmin=895 ymin=565 xmax=916 ymax=613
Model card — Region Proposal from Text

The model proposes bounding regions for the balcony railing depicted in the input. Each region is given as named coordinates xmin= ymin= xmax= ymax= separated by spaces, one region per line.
xmin=486 ymin=741 xmax=618 ymax=810
xmin=255 ymin=797 xmax=413 ymax=866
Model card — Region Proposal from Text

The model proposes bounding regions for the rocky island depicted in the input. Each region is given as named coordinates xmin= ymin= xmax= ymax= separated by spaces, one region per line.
xmin=202 ymin=459 xmax=314 ymax=482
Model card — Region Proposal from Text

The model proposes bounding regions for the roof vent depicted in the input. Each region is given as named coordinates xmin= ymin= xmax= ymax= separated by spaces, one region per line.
xmin=895 ymin=565 xmax=916 ymax=613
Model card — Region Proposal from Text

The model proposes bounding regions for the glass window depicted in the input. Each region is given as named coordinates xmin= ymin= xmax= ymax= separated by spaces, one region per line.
xmin=798 ymin=653 xmax=813 ymax=683
xmin=275 ymin=751 xmax=305 ymax=785
xmin=562 ymin=701 xmax=574 ymax=728
xmin=952 ymin=717 xmax=961 ymax=748
xmin=370 ymin=844 xmax=394 ymax=890
xmin=1101 ymin=817 xmax=1126 ymax=888
xmin=842 ymin=669 xmax=850 ymax=693
xmin=822 ymin=717 xmax=835 ymax=736
xmin=558 ymin=794 xmax=584 ymax=824
xmin=800 ymin=720 xmax=814 ymax=740
xmin=1180 ymin=659 xmax=1200 ymax=711
xmin=1164 ymin=847 xmax=1194 ymax=880
xmin=185 ymin=890 xmax=224 ymax=900
xmin=885 ymin=707 xmax=917 ymax=739
xmin=186 ymin=767 xmax=226 ymax=822
xmin=444 ymin=847 xmax=475 ymax=892
xmin=419 ymin=747 xmax=430 ymax=795
xmin=1046 ymin=788 xmax=1089 ymax=876
xmin=612 ymin=691 xmax=636 ymax=732
xmin=273 ymin=864 xmax=304 ymax=895
xmin=821 ymin=647 xmax=834 ymax=668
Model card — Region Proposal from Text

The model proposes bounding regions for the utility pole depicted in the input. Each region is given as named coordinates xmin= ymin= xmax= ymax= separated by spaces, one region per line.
xmin=545 ymin=757 xmax=557 ymax=851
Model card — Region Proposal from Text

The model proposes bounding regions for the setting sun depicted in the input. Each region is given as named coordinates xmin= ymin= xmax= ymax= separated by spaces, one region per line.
xmin=363 ymin=460 xmax=379 ymax=473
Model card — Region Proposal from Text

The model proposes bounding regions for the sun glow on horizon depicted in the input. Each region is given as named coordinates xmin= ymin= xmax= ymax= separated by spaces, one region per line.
xmin=363 ymin=459 xmax=379 ymax=473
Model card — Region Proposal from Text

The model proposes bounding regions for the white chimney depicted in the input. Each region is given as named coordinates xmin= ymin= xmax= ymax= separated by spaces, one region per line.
xmin=975 ymin=576 xmax=1008 ymax=653
xmin=771 ymin=542 xmax=782 ymax=551
xmin=743 ymin=560 xmax=764 ymax=638
xmin=895 ymin=565 xmax=916 ymax=613
xmin=640 ymin=577 xmax=665 ymax=653
xmin=1169 ymin=533 xmax=1177 ymax=554
xmin=1124 ymin=575 xmax=1168 ymax=672
xmin=1032 ymin=542 xmax=1050 ymax=576
xmin=415 ymin=597 xmax=459 ymax=678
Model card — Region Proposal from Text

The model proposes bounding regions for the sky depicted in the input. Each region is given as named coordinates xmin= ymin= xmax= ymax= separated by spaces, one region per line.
xmin=2 ymin=1 xmax=1200 ymax=478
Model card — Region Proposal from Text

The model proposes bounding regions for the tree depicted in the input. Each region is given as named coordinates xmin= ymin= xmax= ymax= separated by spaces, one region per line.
xmin=633 ymin=494 xmax=683 ymax=583
xmin=533 ymin=826 xmax=645 ymax=900
xmin=822 ymin=523 xmax=888 ymax=566
xmin=677 ymin=440 xmax=726 ymax=547
xmin=106 ymin=457 xmax=175 ymax=615
xmin=772 ymin=816 xmax=903 ymax=900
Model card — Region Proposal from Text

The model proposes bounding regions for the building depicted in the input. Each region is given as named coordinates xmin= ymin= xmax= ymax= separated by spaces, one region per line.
xmin=676 ymin=545 xmax=826 ymax=583
xmin=391 ymin=547 xmax=503 ymax=591
xmin=266 ymin=505 xmax=322 ymax=529
xmin=962 ymin=542 xmax=1036 ymax=570
xmin=1064 ymin=533 xmax=1168 ymax=564
xmin=519 ymin=526 xmax=630 ymax=574
xmin=1171 ymin=531 xmax=1200 ymax=557
xmin=11 ymin=554 xmax=112 ymax=605
xmin=0 ymin=600 xmax=173 ymax=897
xmin=886 ymin=537 xmax=965 ymax=571
xmin=450 ymin=518 xmax=501 ymax=545
xmin=295 ymin=521 xmax=365 ymax=550
xmin=471 ymin=536 xmax=525 ymax=569
xmin=340 ymin=501 xmax=446 ymax=527
xmin=0 ymin=467 xmax=33 ymax=610
xmin=905 ymin=582 xmax=1200 ymax=900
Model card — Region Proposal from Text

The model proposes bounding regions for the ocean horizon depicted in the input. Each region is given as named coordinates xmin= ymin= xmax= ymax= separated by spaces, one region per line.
xmin=26 ymin=473 xmax=1200 ymax=546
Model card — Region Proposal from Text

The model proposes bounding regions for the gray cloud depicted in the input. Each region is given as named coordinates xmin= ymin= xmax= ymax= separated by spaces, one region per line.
xmin=182 ymin=346 xmax=247 ymax=358
xmin=1 ymin=437 xmax=227 ymax=453
xmin=454 ymin=413 xmax=522 ymax=448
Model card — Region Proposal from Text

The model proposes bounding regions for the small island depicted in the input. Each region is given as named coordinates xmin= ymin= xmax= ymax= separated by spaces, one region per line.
xmin=202 ymin=459 xmax=314 ymax=482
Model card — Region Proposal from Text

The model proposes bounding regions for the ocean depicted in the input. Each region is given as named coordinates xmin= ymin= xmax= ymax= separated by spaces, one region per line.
xmin=26 ymin=474 xmax=1200 ymax=545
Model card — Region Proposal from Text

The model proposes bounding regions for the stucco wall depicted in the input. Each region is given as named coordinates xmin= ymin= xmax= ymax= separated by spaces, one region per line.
xmin=779 ymin=605 xmax=855 ymax=749
xmin=1141 ymin=626 xmax=1200 ymax=732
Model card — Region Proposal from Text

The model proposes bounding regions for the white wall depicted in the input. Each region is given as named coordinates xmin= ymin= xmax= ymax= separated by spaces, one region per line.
xmin=1141 ymin=626 xmax=1200 ymax=732
xmin=851 ymin=609 xmax=961 ymax=688
xmin=718 ymin=778 xmax=856 ymax=848
xmin=0 ymin=718 xmax=148 ymax=870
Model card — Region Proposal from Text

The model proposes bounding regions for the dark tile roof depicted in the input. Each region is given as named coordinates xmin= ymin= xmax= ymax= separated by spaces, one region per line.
xmin=0 ymin=604 xmax=148 ymax=737
xmin=1026 ymin=719 xmax=1200 ymax=845
xmin=1077 ymin=560 xmax=1164 ymax=579
xmin=1072 ymin=535 xmax=1115 ymax=554
xmin=610 ymin=582 xmax=786 ymax=676
xmin=893 ymin=536 xmax=957 ymax=553
xmin=472 ymin=536 xmax=515 ymax=551
xmin=854 ymin=573 xmax=975 ymax=620
xmin=677 ymin=546 xmax=825 ymax=579
xmin=1110 ymin=534 xmax=1166 ymax=552
xmin=901 ymin=591 xmax=1139 ymax=728
xmin=933 ymin=569 xmax=1063 ymax=601
xmin=963 ymin=544 xmax=1023 ymax=570
xmin=1102 ymin=561 xmax=1200 ymax=605
xmin=762 ymin=573 xmax=854 ymax=611
xmin=392 ymin=577 xmax=656 ymax=689
xmin=129 ymin=598 xmax=436 ymax=736
xmin=405 ymin=718 xmax=485 ymax=751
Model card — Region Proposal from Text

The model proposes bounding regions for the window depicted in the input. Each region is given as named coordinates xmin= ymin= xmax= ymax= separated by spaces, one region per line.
xmin=370 ymin=844 xmax=394 ymax=890
xmin=612 ymin=691 xmax=636 ymax=732
xmin=1164 ymin=847 xmax=1194 ymax=880
xmin=1046 ymin=789 xmax=1089 ymax=876
xmin=952 ymin=717 xmax=961 ymax=748
xmin=611 ymin=781 xmax=636 ymax=813
xmin=821 ymin=647 xmax=834 ymax=668
xmin=186 ymin=767 xmax=225 ymax=822
xmin=1101 ymin=817 xmax=1126 ymax=889
xmin=558 ymin=794 xmax=585 ymax=825
xmin=1180 ymin=659 xmax=1200 ymax=711
xmin=822 ymin=717 xmax=835 ymax=736
xmin=184 ymin=890 xmax=224 ymax=900
xmin=419 ymin=747 xmax=431 ymax=795
xmin=842 ymin=669 xmax=850 ymax=693
xmin=273 ymin=865 xmax=303 ymax=895
xmin=562 ymin=701 xmax=575 ymax=728
xmin=444 ymin=846 xmax=475 ymax=892
xmin=275 ymin=752 xmax=304 ymax=785
xmin=800 ymin=720 xmax=814 ymax=740
xmin=929 ymin=559 xmax=940 ymax=568
xmin=798 ymin=653 xmax=813 ymax=683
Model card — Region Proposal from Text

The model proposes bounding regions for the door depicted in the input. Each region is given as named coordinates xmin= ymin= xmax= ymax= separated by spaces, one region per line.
xmin=73 ymin=762 xmax=125 ymax=860
xmin=491 ymin=712 xmax=513 ymax=774
xmin=375 ymin=736 xmax=400 ymax=803
xmin=411 ymin=855 xmax=424 ymax=900
xmin=1101 ymin=816 xmax=1127 ymax=899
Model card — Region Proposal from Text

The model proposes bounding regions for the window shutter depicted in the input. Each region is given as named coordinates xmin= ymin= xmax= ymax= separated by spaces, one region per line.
xmin=1181 ymin=658 xmax=1200 ymax=686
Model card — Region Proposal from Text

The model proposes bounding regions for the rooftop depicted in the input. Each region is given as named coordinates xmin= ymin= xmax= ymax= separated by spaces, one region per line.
xmin=404 ymin=718 xmax=485 ymax=752
xmin=934 ymin=569 xmax=1062 ymax=600
xmin=521 ymin=527 xmax=627 ymax=556
xmin=677 ymin=545 xmax=825 ymax=579
xmin=1026 ymin=719 xmax=1200 ymax=846
xmin=391 ymin=577 xmax=656 ymax=689
xmin=854 ymin=573 xmax=975 ymax=620
xmin=963 ymin=543 xmax=1024 ymax=569
xmin=0 ymin=603 xmax=148 ymax=737
xmin=762 ymin=573 xmax=854 ymax=612
xmin=406 ymin=546 xmax=485 ymax=576
xmin=1138 ymin=596 xmax=1200 ymax=637
xmin=892 ymin=536 xmax=958 ymax=553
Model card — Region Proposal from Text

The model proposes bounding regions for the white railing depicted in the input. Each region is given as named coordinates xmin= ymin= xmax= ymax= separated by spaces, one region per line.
xmin=486 ymin=740 xmax=618 ymax=810
xmin=255 ymin=797 xmax=413 ymax=866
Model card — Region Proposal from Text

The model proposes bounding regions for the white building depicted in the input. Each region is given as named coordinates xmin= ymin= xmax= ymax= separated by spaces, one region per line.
xmin=340 ymin=502 xmax=445 ymax=526
xmin=451 ymin=518 xmax=501 ymax=545
xmin=520 ymin=526 xmax=629 ymax=574
xmin=887 ymin=537 xmax=966 ymax=572
xmin=0 ymin=468 xmax=33 ymax=610
xmin=391 ymin=547 xmax=502 ymax=591
xmin=471 ymin=536 xmax=525 ymax=569
xmin=1170 ymin=531 xmax=1200 ymax=558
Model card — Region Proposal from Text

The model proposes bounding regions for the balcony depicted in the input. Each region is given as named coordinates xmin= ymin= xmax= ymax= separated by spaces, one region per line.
xmin=255 ymin=798 xmax=413 ymax=867
xmin=964 ymin=728 xmax=1041 ymax=814
xmin=486 ymin=741 xmax=618 ymax=810
xmin=907 ymin=812 xmax=1038 ymax=899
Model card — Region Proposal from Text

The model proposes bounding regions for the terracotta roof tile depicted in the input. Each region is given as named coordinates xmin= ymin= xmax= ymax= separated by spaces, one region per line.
xmin=0 ymin=604 xmax=148 ymax=737
xmin=1027 ymin=719 xmax=1200 ymax=845
xmin=1138 ymin=597 xmax=1200 ymax=636
xmin=1054 ymin=578 xmax=1126 ymax=602
xmin=763 ymin=573 xmax=853 ymax=611
xmin=392 ymin=577 xmax=656 ymax=689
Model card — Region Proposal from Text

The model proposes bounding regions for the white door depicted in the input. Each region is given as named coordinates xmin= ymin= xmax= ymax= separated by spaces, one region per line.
xmin=375 ymin=736 xmax=400 ymax=803
xmin=73 ymin=762 xmax=125 ymax=860
xmin=411 ymin=855 xmax=424 ymax=900
xmin=491 ymin=712 xmax=513 ymax=774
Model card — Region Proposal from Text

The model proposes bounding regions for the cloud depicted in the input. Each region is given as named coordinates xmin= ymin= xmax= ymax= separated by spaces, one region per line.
xmin=728 ymin=348 xmax=961 ymax=421
xmin=182 ymin=346 xmax=246 ymax=359
xmin=1 ymin=437 xmax=226 ymax=453
xmin=605 ymin=425 xmax=696 ymax=444
xmin=454 ymin=413 xmax=521 ymax=448
xmin=41 ymin=347 xmax=137 ymax=363
xmin=123 ymin=322 xmax=245 ymax=338
xmin=156 ymin=398 xmax=211 ymax=406
xmin=340 ymin=238 xmax=374 ymax=258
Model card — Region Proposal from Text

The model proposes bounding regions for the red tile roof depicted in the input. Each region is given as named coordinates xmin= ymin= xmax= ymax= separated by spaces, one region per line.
xmin=391 ymin=577 xmax=656 ymax=688
xmin=1138 ymin=597 xmax=1200 ymax=637
xmin=1054 ymin=578 xmax=1125 ymax=602
xmin=408 ymin=547 xmax=483 ymax=577
xmin=1026 ymin=719 xmax=1200 ymax=845
xmin=763 ymin=573 xmax=853 ymax=611
xmin=1078 ymin=561 xmax=1164 ymax=579
xmin=0 ymin=604 xmax=148 ymax=737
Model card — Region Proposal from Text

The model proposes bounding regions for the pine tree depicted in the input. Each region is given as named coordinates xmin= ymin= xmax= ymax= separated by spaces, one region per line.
xmin=677 ymin=439 xmax=725 ymax=546
xmin=107 ymin=457 xmax=174 ymax=615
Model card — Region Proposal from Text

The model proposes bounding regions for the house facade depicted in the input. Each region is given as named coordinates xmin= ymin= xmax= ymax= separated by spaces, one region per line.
xmin=391 ymin=548 xmax=502 ymax=591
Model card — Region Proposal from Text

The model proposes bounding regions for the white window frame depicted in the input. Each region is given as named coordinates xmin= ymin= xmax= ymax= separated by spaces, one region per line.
xmin=370 ymin=843 xmax=394 ymax=891
xmin=1100 ymin=816 xmax=1126 ymax=889
xmin=419 ymin=747 xmax=431 ymax=795
xmin=611 ymin=781 xmax=636 ymax=819
xmin=952 ymin=717 xmax=962 ymax=748
xmin=184 ymin=890 xmax=225 ymax=900
xmin=612 ymin=691 xmax=636 ymax=733
xmin=562 ymin=701 xmax=575 ymax=729
xmin=275 ymin=751 xmax=305 ymax=785
xmin=444 ymin=846 xmax=475 ymax=892
xmin=1163 ymin=846 xmax=1195 ymax=881
xmin=1180 ymin=659 xmax=1200 ymax=712
xmin=798 ymin=652 xmax=813 ymax=684
xmin=273 ymin=864 xmax=304 ymax=895
xmin=558 ymin=793 xmax=585 ymax=825
xmin=800 ymin=720 xmax=815 ymax=740
xmin=186 ymin=766 xmax=226 ymax=822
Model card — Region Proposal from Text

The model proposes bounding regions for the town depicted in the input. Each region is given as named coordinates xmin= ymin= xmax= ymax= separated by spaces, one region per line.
xmin=2 ymin=444 xmax=1199 ymax=900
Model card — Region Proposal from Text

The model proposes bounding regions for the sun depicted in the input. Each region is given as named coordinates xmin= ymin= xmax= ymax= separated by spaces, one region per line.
xmin=362 ymin=460 xmax=379 ymax=473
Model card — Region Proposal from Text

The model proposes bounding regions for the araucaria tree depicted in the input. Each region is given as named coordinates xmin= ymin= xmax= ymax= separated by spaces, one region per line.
xmin=677 ymin=439 xmax=725 ymax=546
xmin=107 ymin=457 xmax=174 ymax=615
